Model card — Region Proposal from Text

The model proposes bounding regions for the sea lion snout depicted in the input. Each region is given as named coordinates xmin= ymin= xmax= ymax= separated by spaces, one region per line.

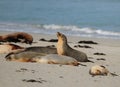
xmin=5 ymin=52 xmax=15 ymax=61
xmin=57 ymin=32 xmax=61 ymax=37
xmin=57 ymin=32 xmax=67 ymax=42
xmin=57 ymin=32 xmax=65 ymax=37
xmin=5 ymin=54 xmax=14 ymax=61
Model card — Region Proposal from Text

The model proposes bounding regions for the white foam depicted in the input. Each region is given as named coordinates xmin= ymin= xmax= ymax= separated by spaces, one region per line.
xmin=0 ymin=23 xmax=120 ymax=39
xmin=41 ymin=24 xmax=120 ymax=36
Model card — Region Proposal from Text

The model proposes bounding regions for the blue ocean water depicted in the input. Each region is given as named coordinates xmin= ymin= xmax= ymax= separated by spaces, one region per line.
xmin=0 ymin=0 xmax=120 ymax=39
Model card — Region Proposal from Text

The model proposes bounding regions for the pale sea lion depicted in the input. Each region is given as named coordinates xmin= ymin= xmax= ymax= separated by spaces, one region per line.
xmin=33 ymin=54 xmax=79 ymax=66
xmin=89 ymin=65 xmax=118 ymax=76
xmin=5 ymin=51 xmax=79 ymax=66
xmin=0 ymin=32 xmax=33 ymax=44
xmin=0 ymin=43 xmax=24 ymax=54
xmin=5 ymin=51 xmax=46 ymax=62
xmin=57 ymin=32 xmax=92 ymax=62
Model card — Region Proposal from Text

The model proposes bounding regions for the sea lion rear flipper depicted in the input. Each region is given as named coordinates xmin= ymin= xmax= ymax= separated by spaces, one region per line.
xmin=77 ymin=62 xmax=87 ymax=66
xmin=110 ymin=73 xmax=119 ymax=76
xmin=87 ymin=59 xmax=94 ymax=63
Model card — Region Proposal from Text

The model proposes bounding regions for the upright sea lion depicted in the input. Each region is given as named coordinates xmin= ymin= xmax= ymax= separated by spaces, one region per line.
xmin=89 ymin=65 xmax=118 ymax=76
xmin=57 ymin=32 xmax=92 ymax=62
xmin=0 ymin=32 xmax=33 ymax=44
xmin=0 ymin=43 xmax=24 ymax=54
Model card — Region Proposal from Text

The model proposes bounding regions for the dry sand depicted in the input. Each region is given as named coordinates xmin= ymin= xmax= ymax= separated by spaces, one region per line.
xmin=0 ymin=31 xmax=120 ymax=87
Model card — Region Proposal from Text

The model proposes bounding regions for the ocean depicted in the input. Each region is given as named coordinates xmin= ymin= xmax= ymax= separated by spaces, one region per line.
xmin=0 ymin=0 xmax=120 ymax=39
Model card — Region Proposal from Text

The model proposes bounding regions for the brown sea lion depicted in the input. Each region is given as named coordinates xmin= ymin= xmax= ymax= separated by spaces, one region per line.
xmin=89 ymin=65 xmax=118 ymax=76
xmin=0 ymin=43 xmax=24 ymax=54
xmin=56 ymin=32 xmax=93 ymax=62
xmin=0 ymin=32 xmax=33 ymax=44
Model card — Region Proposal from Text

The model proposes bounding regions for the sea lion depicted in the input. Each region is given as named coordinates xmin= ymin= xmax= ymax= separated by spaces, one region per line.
xmin=5 ymin=51 xmax=46 ymax=62
xmin=6 ymin=46 xmax=57 ymax=59
xmin=0 ymin=43 xmax=24 ymax=54
xmin=33 ymin=54 xmax=79 ymax=66
xmin=0 ymin=32 xmax=33 ymax=44
xmin=25 ymin=46 xmax=57 ymax=54
xmin=5 ymin=51 xmax=79 ymax=66
xmin=89 ymin=65 xmax=118 ymax=76
xmin=57 ymin=32 xmax=92 ymax=62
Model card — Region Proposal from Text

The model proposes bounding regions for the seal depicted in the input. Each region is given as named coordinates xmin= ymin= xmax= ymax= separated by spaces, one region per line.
xmin=89 ymin=65 xmax=118 ymax=76
xmin=57 ymin=32 xmax=92 ymax=62
xmin=5 ymin=46 xmax=57 ymax=60
xmin=33 ymin=54 xmax=79 ymax=66
xmin=5 ymin=51 xmax=46 ymax=62
xmin=0 ymin=32 xmax=33 ymax=44
xmin=5 ymin=51 xmax=79 ymax=66
xmin=0 ymin=43 xmax=24 ymax=54
xmin=25 ymin=46 xmax=57 ymax=54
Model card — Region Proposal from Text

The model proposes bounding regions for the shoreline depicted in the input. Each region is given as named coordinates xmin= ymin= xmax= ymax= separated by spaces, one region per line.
xmin=0 ymin=30 xmax=120 ymax=45
xmin=0 ymin=22 xmax=120 ymax=40
xmin=0 ymin=31 xmax=120 ymax=87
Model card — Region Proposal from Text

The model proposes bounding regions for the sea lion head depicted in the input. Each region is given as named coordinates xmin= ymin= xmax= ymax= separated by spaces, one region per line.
xmin=5 ymin=52 xmax=15 ymax=61
xmin=57 ymin=32 xmax=67 ymax=43
xmin=89 ymin=65 xmax=109 ymax=76
xmin=8 ymin=44 xmax=24 ymax=50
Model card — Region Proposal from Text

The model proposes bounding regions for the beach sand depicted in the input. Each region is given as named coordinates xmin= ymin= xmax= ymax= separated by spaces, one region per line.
xmin=0 ymin=31 xmax=120 ymax=87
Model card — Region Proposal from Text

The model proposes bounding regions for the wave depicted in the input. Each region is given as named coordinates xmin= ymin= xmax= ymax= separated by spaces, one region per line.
xmin=0 ymin=23 xmax=120 ymax=39
xmin=35 ymin=24 xmax=120 ymax=37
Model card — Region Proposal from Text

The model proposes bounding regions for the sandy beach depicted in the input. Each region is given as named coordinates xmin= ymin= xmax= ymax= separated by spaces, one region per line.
xmin=0 ymin=31 xmax=120 ymax=87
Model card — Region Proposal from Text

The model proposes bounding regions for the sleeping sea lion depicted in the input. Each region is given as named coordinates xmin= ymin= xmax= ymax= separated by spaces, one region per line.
xmin=89 ymin=65 xmax=118 ymax=76
xmin=5 ymin=51 xmax=46 ymax=62
xmin=0 ymin=43 xmax=24 ymax=54
xmin=33 ymin=54 xmax=79 ymax=66
xmin=25 ymin=46 xmax=57 ymax=54
xmin=0 ymin=32 xmax=33 ymax=44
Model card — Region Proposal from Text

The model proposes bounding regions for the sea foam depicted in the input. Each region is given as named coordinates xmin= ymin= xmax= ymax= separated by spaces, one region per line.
xmin=0 ymin=23 xmax=120 ymax=39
